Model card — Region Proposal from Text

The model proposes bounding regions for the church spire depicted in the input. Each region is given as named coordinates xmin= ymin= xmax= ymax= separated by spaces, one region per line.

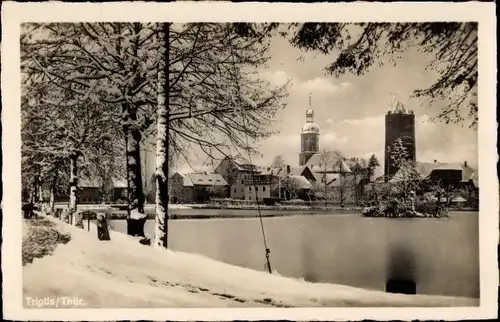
xmin=306 ymin=93 xmax=314 ymax=123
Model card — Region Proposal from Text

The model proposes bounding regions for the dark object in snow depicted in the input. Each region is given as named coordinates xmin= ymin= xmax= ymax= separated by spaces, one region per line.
xmin=97 ymin=214 xmax=111 ymax=241
xmin=126 ymin=217 xmax=147 ymax=237
xmin=22 ymin=202 xmax=35 ymax=219
xmin=139 ymin=236 xmax=151 ymax=246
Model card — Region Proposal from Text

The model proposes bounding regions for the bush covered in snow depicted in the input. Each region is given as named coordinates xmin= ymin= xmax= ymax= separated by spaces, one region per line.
xmin=22 ymin=217 xmax=71 ymax=265
xmin=362 ymin=199 xmax=448 ymax=218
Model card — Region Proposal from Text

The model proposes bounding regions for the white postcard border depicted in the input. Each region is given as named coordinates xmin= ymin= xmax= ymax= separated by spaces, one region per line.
xmin=1 ymin=1 xmax=497 ymax=320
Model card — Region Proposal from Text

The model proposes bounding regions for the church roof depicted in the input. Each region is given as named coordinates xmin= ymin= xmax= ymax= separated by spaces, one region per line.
xmin=306 ymin=153 xmax=352 ymax=174
xmin=302 ymin=122 xmax=320 ymax=133
xmin=267 ymin=165 xmax=311 ymax=178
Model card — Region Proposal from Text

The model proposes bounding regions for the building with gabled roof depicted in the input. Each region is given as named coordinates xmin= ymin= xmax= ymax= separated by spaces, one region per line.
xmin=306 ymin=154 xmax=353 ymax=174
xmin=389 ymin=160 xmax=478 ymax=189
xmin=169 ymin=171 xmax=228 ymax=204
xmin=54 ymin=176 xmax=128 ymax=204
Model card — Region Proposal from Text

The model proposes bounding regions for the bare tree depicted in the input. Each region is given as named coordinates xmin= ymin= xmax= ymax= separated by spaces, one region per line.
xmin=21 ymin=23 xmax=158 ymax=234
xmin=154 ymin=22 xmax=170 ymax=248
xmin=271 ymin=155 xmax=286 ymax=168
xmin=316 ymin=149 xmax=337 ymax=206
xmin=153 ymin=23 xmax=288 ymax=248
xmin=21 ymin=23 xmax=288 ymax=241
xmin=21 ymin=78 xmax=123 ymax=227
xmin=349 ymin=157 xmax=368 ymax=205
xmin=281 ymin=177 xmax=300 ymax=200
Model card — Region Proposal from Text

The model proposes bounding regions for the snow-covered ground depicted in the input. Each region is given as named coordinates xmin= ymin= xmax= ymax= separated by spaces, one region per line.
xmin=23 ymin=216 xmax=479 ymax=308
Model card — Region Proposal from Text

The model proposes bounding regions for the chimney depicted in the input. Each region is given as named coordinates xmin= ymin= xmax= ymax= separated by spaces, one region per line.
xmin=464 ymin=161 xmax=468 ymax=168
xmin=286 ymin=165 xmax=291 ymax=175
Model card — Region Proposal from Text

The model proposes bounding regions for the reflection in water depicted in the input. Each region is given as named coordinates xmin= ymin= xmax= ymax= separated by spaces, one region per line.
xmin=110 ymin=211 xmax=479 ymax=298
xmin=386 ymin=244 xmax=417 ymax=294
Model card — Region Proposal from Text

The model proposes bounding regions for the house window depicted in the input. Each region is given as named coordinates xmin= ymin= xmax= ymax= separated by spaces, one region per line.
xmin=241 ymin=180 xmax=244 ymax=184
xmin=256 ymin=187 xmax=258 ymax=191
xmin=249 ymin=196 xmax=252 ymax=200
xmin=234 ymin=188 xmax=236 ymax=193
xmin=208 ymin=179 xmax=212 ymax=182
xmin=263 ymin=187 xmax=266 ymax=192
xmin=249 ymin=187 xmax=252 ymax=191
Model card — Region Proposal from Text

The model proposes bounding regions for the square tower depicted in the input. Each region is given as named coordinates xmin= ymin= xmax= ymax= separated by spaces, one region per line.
xmin=384 ymin=108 xmax=416 ymax=181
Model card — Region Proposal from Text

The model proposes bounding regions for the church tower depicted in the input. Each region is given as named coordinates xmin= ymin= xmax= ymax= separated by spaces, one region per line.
xmin=299 ymin=94 xmax=320 ymax=166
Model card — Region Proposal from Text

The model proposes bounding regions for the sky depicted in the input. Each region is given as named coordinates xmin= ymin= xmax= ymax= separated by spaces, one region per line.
xmin=170 ymin=34 xmax=478 ymax=176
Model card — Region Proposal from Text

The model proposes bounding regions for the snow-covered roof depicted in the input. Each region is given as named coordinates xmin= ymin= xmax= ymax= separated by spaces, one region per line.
xmin=264 ymin=165 xmax=310 ymax=178
xmin=389 ymin=165 xmax=425 ymax=184
xmin=288 ymin=175 xmax=312 ymax=189
xmin=428 ymin=196 xmax=467 ymax=203
xmin=79 ymin=178 xmax=103 ymax=188
xmin=112 ymin=178 xmax=127 ymax=188
xmin=312 ymin=173 xmax=343 ymax=186
xmin=307 ymin=153 xmax=352 ymax=174
xmin=186 ymin=173 xmax=227 ymax=186
xmin=302 ymin=122 xmax=320 ymax=134
xmin=470 ymin=171 xmax=478 ymax=188
xmin=416 ymin=161 xmax=477 ymax=182
xmin=79 ymin=177 xmax=127 ymax=188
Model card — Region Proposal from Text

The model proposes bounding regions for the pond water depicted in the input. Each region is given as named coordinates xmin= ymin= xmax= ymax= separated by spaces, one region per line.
xmin=108 ymin=210 xmax=479 ymax=298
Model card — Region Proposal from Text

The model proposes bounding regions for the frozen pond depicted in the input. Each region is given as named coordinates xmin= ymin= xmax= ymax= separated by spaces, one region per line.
xmin=107 ymin=210 xmax=479 ymax=298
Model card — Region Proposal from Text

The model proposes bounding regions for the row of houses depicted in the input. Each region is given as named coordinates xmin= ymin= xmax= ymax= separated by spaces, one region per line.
xmin=167 ymin=155 xmax=361 ymax=204
xmin=51 ymin=155 xmax=478 ymax=206
xmin=168 ymin=156 xmax=478 ymax=205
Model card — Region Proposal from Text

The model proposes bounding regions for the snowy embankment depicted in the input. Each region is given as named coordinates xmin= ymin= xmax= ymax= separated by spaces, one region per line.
xmin=23 ymin=215 xmax=478 ymax=308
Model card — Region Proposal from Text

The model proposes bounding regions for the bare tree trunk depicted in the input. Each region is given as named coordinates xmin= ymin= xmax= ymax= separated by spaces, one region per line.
xmin=154 ymin=22 xmax=170 ymax=249
xmin=125 ymin=126 xmax=147 ymax=236
xmin=69 ymin=154 xmax=83 ymax=228
xmin=49 ymin=172 xmax=57 ymax=213
xmin=323 ymin=171 xmax=327 ymax=207
xmin=38 ymin=184 xmax=43 ymax=203
xmin=31 ymin=174 xmax=40 ymax=204
xmin=353 ymin=173 xmax=358 ymax=205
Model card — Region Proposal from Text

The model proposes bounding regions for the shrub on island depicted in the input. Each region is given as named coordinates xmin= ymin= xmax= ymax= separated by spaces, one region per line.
xmin=362 ymin=198 xmax=448 ymax=218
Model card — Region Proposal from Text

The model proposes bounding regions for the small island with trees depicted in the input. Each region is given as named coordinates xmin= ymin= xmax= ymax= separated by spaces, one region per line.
xmin=361 ymin=138 xmax=477 ymax=218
